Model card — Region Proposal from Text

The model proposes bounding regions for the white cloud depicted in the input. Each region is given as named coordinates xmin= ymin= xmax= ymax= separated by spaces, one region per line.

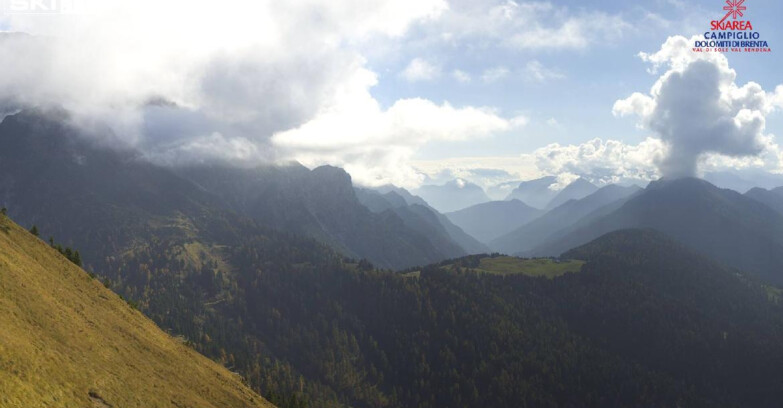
xmin=612 ymin=92 xmax=655 ymax=119
xmin=406 ymin=34 xmax=783 ymax=191
xmin=412 ymin=156 xmax=540 ymax=188
xmin=510 ymin=115 xmax=529 ymax=128
xmin=613 ymin=35 xmax=783 ymax=177
xmin=524 ymin=60 xmax=565 ymax=83
xmin=429 ymin=1 xmax=630 ymax=52
xmin=481 ymin=66 xmax=510 ymax=83
xmin=549 ymin=173 xmax=581 ymax=191
xmin=411 ymin=134 xmax=783 ymax=193
xmin=526 ymin=138 xmax=666 ymax=185
xmin=0 ymin=0 xmax=448 ymax=164
xmin=400 ymin=58 xmax=441 ymax=82
xmin=452 ymin=69 xmax=471 ymax=83
xmin=145 ymin=132 xmax=262 ymax=165
xmin=272 ymin=80 xmax=513 ymax=187
xmin=409 ymin=137 xmax=666 ymax=190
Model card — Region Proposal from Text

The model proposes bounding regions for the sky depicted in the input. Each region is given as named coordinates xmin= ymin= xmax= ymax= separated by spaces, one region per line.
xmin=1 ymin=0 xmax=782 ymax=192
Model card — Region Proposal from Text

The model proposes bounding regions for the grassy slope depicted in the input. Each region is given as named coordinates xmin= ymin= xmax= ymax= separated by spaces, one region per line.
xmin=468 ymin=256 xmax=584 ymax=278
xmin=0 ymin=215 xmax=273 ymax=408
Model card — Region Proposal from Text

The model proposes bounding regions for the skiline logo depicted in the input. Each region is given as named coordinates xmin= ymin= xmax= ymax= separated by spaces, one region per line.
xmin=694 ymin=0 xmax=771 ymax=53
xmin=0 ymin=0 xmax=90 ymax=14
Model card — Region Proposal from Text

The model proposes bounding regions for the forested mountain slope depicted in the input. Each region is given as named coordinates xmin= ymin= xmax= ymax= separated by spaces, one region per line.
xmin=176 ymin=164 xmax=473 ymax=270
xmin=533 ymin=178 xmax=783 ymax=285
xmin=491 ymin=184 xmax=640 ymax=254
xmin=110 ymin=226 xmax=783 ymax=407
xmin=356 ymin=187 xmax=488 ymax=254
xmin=0 ymin=110 xmax=465 ymax=271
xmin=0 ymin=214 xmax=272 ymax=408
xmin=5 ymin=110 xmax=783 ymax=408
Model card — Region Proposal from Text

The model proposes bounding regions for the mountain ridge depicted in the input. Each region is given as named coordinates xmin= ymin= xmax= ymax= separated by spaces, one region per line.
xmin=534 ymin=177 xmax=783 ymax=285
xmin=490 ymin=184 xmax=641 ymax=254
xmin=445 ymin=199 xmax=543 ymax=244
xmin=356 ymin=187 xmax=488 ymax=254
xmin=413 ymin=179 xmax=491 ymax=213
xmin=504 ymin=176 xmax=558 ymax=208
xmin=545 ymin=177 xmax=599 ymax=210
xmin=178 ymin=164 xmax=471 ymax=269
xmin=0 ymin=213 xmax=272 ymax=408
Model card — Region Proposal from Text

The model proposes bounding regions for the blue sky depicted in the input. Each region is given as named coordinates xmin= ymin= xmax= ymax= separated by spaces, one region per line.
xmin=366 ymin=0 xmax=782 ymax=161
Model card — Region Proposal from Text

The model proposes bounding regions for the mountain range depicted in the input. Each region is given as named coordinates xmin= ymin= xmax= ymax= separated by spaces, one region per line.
xmin=413 ymin=179 xmax=491 ymax=213
xmin=177 ymin=164 xmax=479 ymax=269
xmin=745 ymin=186 xmax=783 ymax=216
xmin=532 ymin=178 xmax=783 ymax=285
xmin=445 ymin=199 xmax=543 ymax=244
xmin=490 ymin=184 xmax=641 ymax=254
xmin=500 ymin=176 xmax=600 ymax=210
xmin=9 ymin=200 xmax=783 ymax=406
xmin=0 ymin=110 xmax=477 ymax=271
xmin=544 ymin=177 xmax=599 ymax=209
xmin=6 ymin=109 xmax=783 ymax=407
xmin=355 ymin=187 xmax=488 ymax=255
xmin=504 ymin=176 xmax=558 ymax=208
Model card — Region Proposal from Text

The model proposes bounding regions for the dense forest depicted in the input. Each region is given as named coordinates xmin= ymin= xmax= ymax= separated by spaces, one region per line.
xmin=4 ymin=112 xmax=783 ymax=407
xmin=98 ymin=227 xmax=783 ymax=408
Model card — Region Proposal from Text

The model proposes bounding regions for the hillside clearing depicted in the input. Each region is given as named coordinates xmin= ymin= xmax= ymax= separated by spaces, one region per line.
xmin=465 ymin=256 xmax=585 ymax=278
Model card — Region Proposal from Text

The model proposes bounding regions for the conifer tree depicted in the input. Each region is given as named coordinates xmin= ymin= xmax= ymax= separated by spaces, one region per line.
xmin=73 ymin=250 xmax=83 ymax=267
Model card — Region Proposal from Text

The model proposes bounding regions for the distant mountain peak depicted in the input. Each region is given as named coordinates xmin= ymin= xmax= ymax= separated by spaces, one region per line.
xmin=505 ymin=176 xmax=559 ymax=209
xmin=643 ymin=177 xmax=726 ymax=193
xmin=414 ymin=180 xmax=490 ymax=213
xmin=567 ymin=177 xmax=595 ymax=187
xmin=445 ymin=199 xmax=544 ymax=244
xmin=532 ymin=175 xmax=783 ymax=285
xmin=312 ymin=164 xmax=351 ymax=179
xmin=545 ymin=177 xmax=599 ymax=210
xmin=443 ymin=178 xmax=481 ymax=190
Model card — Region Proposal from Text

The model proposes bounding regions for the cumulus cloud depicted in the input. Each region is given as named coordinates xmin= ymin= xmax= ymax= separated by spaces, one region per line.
xmin=410 ymin=137 xmax=667 ymax=192
xmin=0 ymin=0 xmax=640 ymax=190
xmin=613 ymin=35 xmax=783 ymax=178
xmin=413 ymin=132 xmax=783 ymax=194
xmin=0 ymin=0 xmax=448 ymax=164
xmin=407 ymin=138 xmax=664 ymax=195
xmin=2 ymin=0 xmax=608 ymax=189
xmin=525 ymin=138 xmax=666 ymax=186
xmin=272 ymin=83 xmax=514 ymax=187
xmin=549 ymin=173 xmax=581 ymax=191
xmin=400 ymin=58 xmax=441 ymax=82
xmin=405 ymin=35 xmax=783 ymax=192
